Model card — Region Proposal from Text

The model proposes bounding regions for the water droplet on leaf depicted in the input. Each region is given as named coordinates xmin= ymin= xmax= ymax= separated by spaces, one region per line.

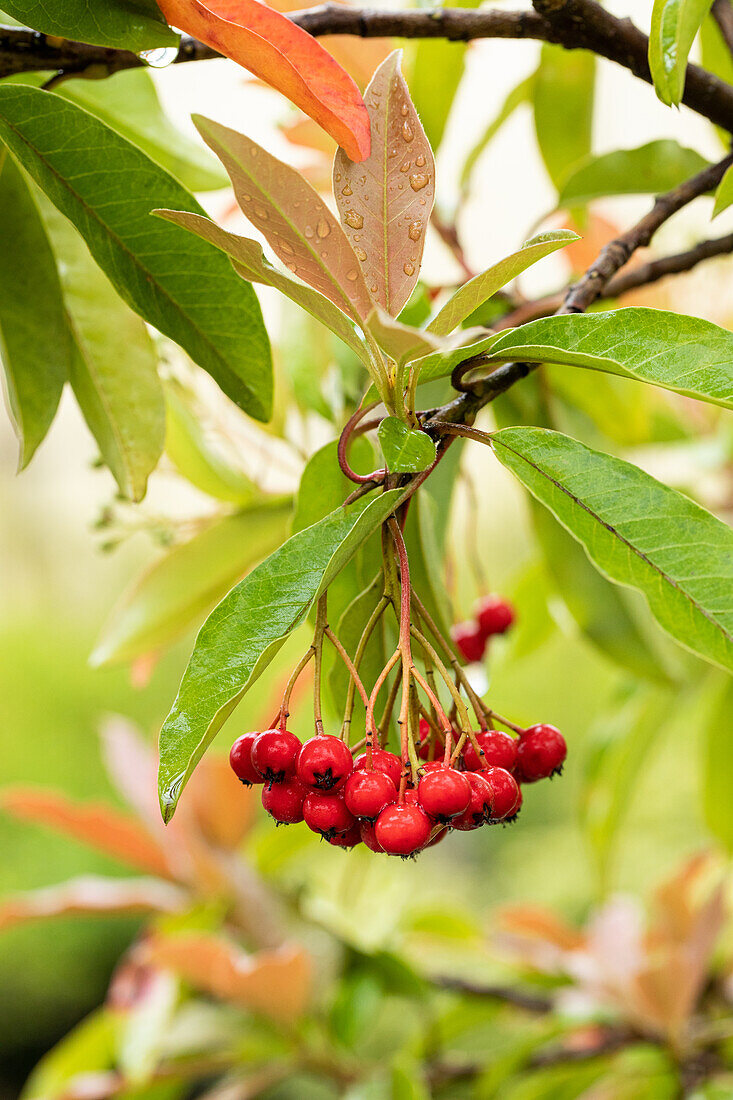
xmin=355 ymin=246 xmax=367 ymax=261
xmin=342 ymin=184 xmax=353 ymax=196
xmin=344 ymin=211 xmax=363 ymax=229
xmin=415 ymin=154 xmax=426 ymax=168
xmin=408 ymin=221 xmax=422 ymax=241
xmin=403 ymin=262 xmax=415 ymax=276
xmin=402 ymin=121 xmax=414 ymax=143
xmin=304 ymin=225 xmax=314 ymax=238
xmin=346 ymin=270 xmax=359 ymax=281
xmin=317 ymin=219 xmax=331 ymax=238
xmin=409 ymin=174 xmax=429 ymax=192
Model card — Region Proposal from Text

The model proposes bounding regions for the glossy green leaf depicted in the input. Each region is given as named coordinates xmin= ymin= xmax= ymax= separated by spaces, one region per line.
xmin=533 ymin=44 xmax=595 ymax=189
xmin=0 ymin=86 xmax=272 ymax=420
xmin=427 ymin=231 xmax=578 ymax=336
xmin=328 ymin=577 xmax=386 ymax=727
xmin=21 ymin=1010 xmax=116 ymax=1100
xmin=194 ymin=114 xmax=373 ymax=323
xmin=492 ymin=427 xmax=733 ymax=673
xmin=158 ymin=489 xmax=403 ymax=820
xmin=713 ymin=161 xmax=733 ymax=216
xmin=403 ymin=492 xmax=455 ymax=654
xmin=58 ymin=70 xmax=226 ymax=192
xmin=0 ymin=151 xmax=72 ymax=468
xmin=155 ymin=209 xmax=367 ymax=360
xmin=460 ymin=73 xmax=535 ymax=195
xmin=485 ymin=307 xmax=733 ymax=410
xmin=558 ymin=141 xmax=708 ymax=207
xmin=164 ymin=381 xmax=255 ymax=505
xmin=37 ymin=190 xmax=164 ymax=501
xmin=378 ymin=417 xmax=436 ymax=473
xmin=0 ymin=0 xmax=176 ymax=50
xmin=410 ymin=329 xmax=502 ymax=385
xmin=649 ymin=0 xmax=713 ymax=106
xmin=91 ymin=501 xmax=291 ymax=667
xmin=702 ymin=674 xmax=733 ymax=851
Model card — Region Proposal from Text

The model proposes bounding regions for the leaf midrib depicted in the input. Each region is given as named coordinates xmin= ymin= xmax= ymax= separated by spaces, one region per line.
xmin=0 ymin=106 xmax=259 ymax=411
xmin=493 ymin=433 xmax=733 ymax=647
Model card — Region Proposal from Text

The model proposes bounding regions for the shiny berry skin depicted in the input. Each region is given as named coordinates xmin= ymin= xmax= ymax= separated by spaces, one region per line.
xmin=480 ymin=766 xmax=521 ymax=821
xmin=328 ymin=823 xmax=362 ymax=848
xmin=475 ymin=595 xmax=515 ymax=637
xmin=297 ymin=734 xmax=353 ymax=791
xmin=451 ymin=621 xmax=486 ymax=664
xmin=251 ymin=729 xmax=301 ymax=785
xmin=343 ymin=768 xmax=397 ymax=820
xmin=463 ymin=730 xmax=518 ymax=773
xmin=229 ymin=732 xmax=262 ymax=786
xmin=451 ymin=771 xmax=494 ymax=831
xmin=516 ymin=724 xmax=567 ymax=782
xmin=360 ymin=820 xmax=383 ymax=852
xmin=505 ymin=784 xmax=523 ymax=823
xmin=375 ymin=803 xmax=432 ymax=856
xmin=417 ymin=765 xmax=471 ymax=823
xmin=354 ymin=748 xmax=403 ymax=789
xmin=425 ymin=826 xmax=448 ymax=848
xmin=261 ymin=778 xmax=307 ymax=824
xmin=303 ymin=792 xmax=355 ymax=839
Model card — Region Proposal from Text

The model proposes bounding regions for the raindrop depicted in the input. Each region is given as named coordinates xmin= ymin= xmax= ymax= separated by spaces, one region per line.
xmin=320 ymin=251 xmax=328 ymax=258
xmin=254 ymin=204 xmax=268 ymax=219
xmin=280 ymin=240 xmax=295 ymax=254
xmin=304 ymin=225 xmax=314 ymax=238
xmin=240 ymin=193 xmax=252 ymax=203
xmin=415 ymin=154 xmax=426 ymax=168
xmin=342 ymin=184 xmax=353 ymax=196
xmin=344 ymin=211 xmax=363 ymax=230
xmin=354 ymin=234 xmax=361 ymax=242
xmin=287 ymin=262 xmax=297 ymax=273
xmin=335 ymin=172 xmax=342 ymax=182
xmin=403 ymin=262 xmax=415 ymax=276
xmin=346 ymin=270 xmax=359 ymax=281
xmin=370 ymin=282 xmax=378 ymax=293
xmin=400 ymin=103 xmax=408 ymax=117
xmin=317 ymin=219 xmax=331 ymax=238
xmin=249 ymin=147 xmax=259 ymax=157
xmin=138 ymin=46 xmax=178 ymax=68
xmin=408 ymin=221 xmax=422 ymax=241
xmin=355 ymin=246 xmax=367 ymax=261
xmin=400 ymin=160 xmax=411 ymax=173
xmin=410 ymin=174 xmax=429 ymax=191
xmin=402 ymin=121 xmax=414 ymax=143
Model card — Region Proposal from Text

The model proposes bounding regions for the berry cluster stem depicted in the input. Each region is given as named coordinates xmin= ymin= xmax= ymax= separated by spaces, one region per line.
xmin=340 ymin=589 xmax=389 ymax=742
xmin=312 ymin=594 xmax=328 ymax=738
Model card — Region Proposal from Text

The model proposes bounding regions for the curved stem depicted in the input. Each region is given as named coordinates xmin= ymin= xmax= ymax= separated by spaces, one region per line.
xmin=337 ymin=402 xmax=387 ymax=485
xmin=278 ymin=647 xmax=315 ymax=730
xmin=340 ymin=591 xmax=389 ymax=742
xmin=388 ymin=517 xmax=415 ymax=798
xmin=366 ymin=649 xmax=401 ymax=765
xmin=325 ymin=626 xmax=371 ymax=714
xmin=312 ymin=594 xmax=328 ymax=738
xmin=378 ymin=662 xmax=403 ymax=746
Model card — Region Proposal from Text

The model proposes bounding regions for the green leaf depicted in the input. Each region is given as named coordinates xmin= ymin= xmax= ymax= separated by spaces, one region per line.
xmin=713 ymin=161 xmax=733 ymax=216
xmin=57 ymin=70 xmax=227 ymax=192
xmin=158 ymin=489 xmax=404 ymax=821
xmin=22 ymin=1010 xmax=116 ymax=1100
xmin=484 ymin=307 xmax=733 ymax=410
xmin=533 ymin=502 xmax=679 ymax=683
xmin=649 ymin=0 xmax=714 ymax=106
xmin=155 ymin=208 xmax=367 ymax=361
xmin=411 ymin=329 xmax=502 ymax=385
xmin=328 ymin=577 xmax=386 ymax=725
xmin=37 ymin=189 xmax=164 ymax=501
xmin=427 ymin=231 xmax=578 ymax=336
xmin=366 ymin=309 xmax=440 ymax=365
xmin=702 ymin=674 xmax=733 ymax=851
xmin=403 ymin=492 xmax=455 ymax=653
xmin=1 ymin=0 xmax=177 ymax=51
xmin=164 ymin=381 xmax=255 ymax=505
xmin=91 ymin=500 xmax=291 ymax=667
xmin=460 ymin=73 xmax=535 ymax=195
xmin=492 ymin=427 xmax=733 ymax=673
xmin=558 ymin=141 xmax=708 ymax=207
xmin=0 ymin=151 xmax=73 ymax=468
xmin=533 ymin=44 xmax=595 ymax=189
xmin=378 ymin=418 xmax=436 ymax=473
xmin=0 ymin=85 xmax=272 ymax=421
xmin=194 ymin=114 xmax=373 ymax=323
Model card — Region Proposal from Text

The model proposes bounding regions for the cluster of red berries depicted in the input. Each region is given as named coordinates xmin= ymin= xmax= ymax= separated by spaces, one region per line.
xmin=229 ymin=722 xmax=566 ymax=858
xmin=451 ymin=594 xmax=515 ymax=665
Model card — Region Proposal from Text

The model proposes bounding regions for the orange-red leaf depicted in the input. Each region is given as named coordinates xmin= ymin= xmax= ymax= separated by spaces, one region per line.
xmin=2 ymin=788 xmax=172 ymax=879
xmin=0 ymin=876 xmax=184 ymax=930
xmin=147 ymin=935 xmax=311 ymax=1021
xmin=156 ymin=0 xmax=370 ymax=161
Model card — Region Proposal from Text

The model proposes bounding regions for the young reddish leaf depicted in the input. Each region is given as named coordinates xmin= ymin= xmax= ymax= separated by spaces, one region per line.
xmin=2 ymin=788 xmax=172 ymax=879
xmin=156 ymin=0 xmax=370 ymax=162
xmin=334 ymin=50 xmax=436 ymax=317
xmin=184 ymin=755 xmax=257 ymax=851
xmin=147 ymin=936 xmax=312 ymax=1021
xmin=0 ymin=876 xmax=184 ymax=930
xmin=194 ymin=116 xmax=373 ymax=322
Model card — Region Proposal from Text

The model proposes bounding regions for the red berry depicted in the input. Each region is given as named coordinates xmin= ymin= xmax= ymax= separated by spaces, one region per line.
xmin=360 ymin=820 xmax=383 ymax=852
xmin=451 ymin=621 xmax=486 ymax=664
xmin=303 ymin=792 xmax=355 ymax=839
xmin=251 ymin=729 xmax=301 ymax=785
xmin=354 ymin=748 xmax=403 ymax=788
xmin=475 ymin=595 xmax=515 ymax=637
xmin=480 ymin=766 xmax=521 ymax=821
xmin=418 ymin=717 xmax=440 ymax=761
xmin=404 ymin=786 xmax=419 ymax=804
xmin=452 ymin=771 xmax=494 ymax=831
xmin=425 ymin=826 xmax=448 ymax=848
xmin=344 ymin=768 xmax=397 ymax=820
xmin=417 ymin=765 xmax=471 ymax=823
xmin=516 ymin=724 xmax=566 ymax=782
xmin=463 ymin=730 xmax=518 ymax=773
xmin=261 ymin=778 xmax=307 ymax=824
xmin=229 ymin=732 xmax=262 ymax=786
xmin=505 ymin=784 xmax=523 ymax=823
xmin=328 ymin=823 xmax=362 ymax=848
xmin=297 ymin=734 xmax=353 ymax=791
xmin=375 ymin=803 xmax=432 ymax=856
